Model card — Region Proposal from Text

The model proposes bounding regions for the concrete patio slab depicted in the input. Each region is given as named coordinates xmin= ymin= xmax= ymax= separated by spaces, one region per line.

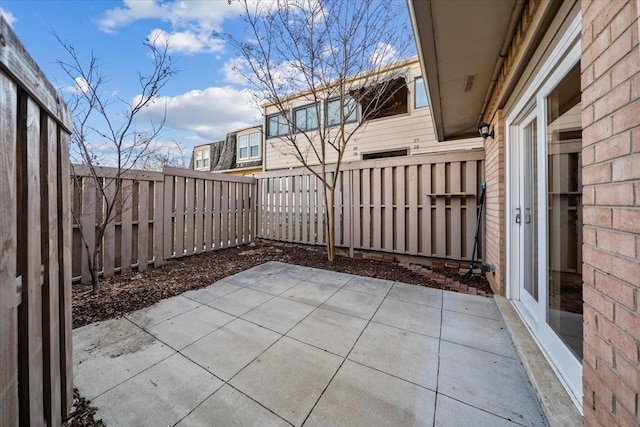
xmin=181 ymin=318 xmax=280 ymax=381
xmin=229 ymin=336 xmax=343 ymax=426
xmin=241 ymin=296 xmax=316 ymax=334
xmin=147 ymin=305 xmax=235 ymax=350
xmin=175 ymin=385 xmax=290 ymax=427
xmin=125 ymin=295 xmax=201 ymax=329
xmin=434 ymin=394 xmax=520 ymax=427
xmin=349 ymin=321 xmax=440 ymax=390
xmin=320 ymin=288 xmax=384 ymax=319
xmin=287 ymin=307 xmax=368 ymax=356
xmin=342 ymin=275 xmax=394 ymax=296
xmin=443 ymin=290 xmax=499 ymax=320
xmin=74 ymin=329 xmax=174 ymax=399
xmin=373 ymin=297 xmax=442 ymax=337
xmin=206 ymin=287 xmax=274 ymax=316
xmin=281 ymin=280 xmax=341 ymax=306
xmin=388 ymin=281 xmax=443 ymax=308
xmin=181 ymin=280 xmax=243 ymax=304
xmin=304 ymin=360 xmax=436 ymax=427
xmin=441 ymin=309 xmax=515 ymax=358
xmin=438 ymin=340 xmax=547 ymax=427
xmin=242 ymin=274 xmax=302 ymax=295
xmin=93 ymin=353 xmax=223 ymax=427
xmin=73 ymin=261 xmax=548 ymax=426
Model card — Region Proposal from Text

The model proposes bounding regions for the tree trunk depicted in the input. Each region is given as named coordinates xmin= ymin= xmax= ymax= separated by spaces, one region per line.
xmin=325 ymin=186 xmax=336 ymax=262
xmin=90 ymin=247 xmax=100 ymax=294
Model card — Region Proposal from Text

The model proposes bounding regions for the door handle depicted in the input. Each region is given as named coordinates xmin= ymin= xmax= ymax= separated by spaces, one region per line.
xmin=515 ymin=207 xmax=521 ymax=224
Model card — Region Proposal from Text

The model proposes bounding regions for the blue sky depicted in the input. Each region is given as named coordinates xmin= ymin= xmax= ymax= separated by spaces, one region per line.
xmin=0 ymin=0 xmax=412 ymax=161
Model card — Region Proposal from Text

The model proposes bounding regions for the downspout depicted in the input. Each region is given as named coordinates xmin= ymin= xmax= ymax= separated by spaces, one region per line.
xmin=477 ymin=0 xmax=527 ymax=125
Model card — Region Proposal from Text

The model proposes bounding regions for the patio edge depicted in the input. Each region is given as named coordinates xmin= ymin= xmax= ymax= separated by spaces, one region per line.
xmin=494 ymin=296 xmax=582 ymax=427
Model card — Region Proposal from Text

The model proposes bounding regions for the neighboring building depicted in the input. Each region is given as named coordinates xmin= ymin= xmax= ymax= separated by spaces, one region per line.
xmin=263 ymin=56 xmax=483 ymax=171
xmin=191 ymin=124 xmax=263 ymax=176
xmin=409 ymin=0 xmax=639 ymax=424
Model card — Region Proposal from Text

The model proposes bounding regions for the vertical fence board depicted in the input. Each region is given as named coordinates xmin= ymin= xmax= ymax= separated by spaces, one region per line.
xmin=184 ymin=177 xmax=195 ymax=256
xmin=42 ymin=116 xmax=61 ymax=426
xmin=450 ymin=162 xmax=462 ymax=259
xmin=213 ymin=180 xmax=221 ymax=248
xmin=221 ymin=181 xmax=229 ymax=248
xmin=465 ymin=161 xmax=478 ymax=259
xmin=301 ymin=176 xmax=308 ymax=243
xmin=138 ymin=181 xmax=149 ymax=270
xmin=316 ymin=176 xmax=324 ymax=246
xmin=421 ymin=164 xmax=432 ymax=255
xmin=229 ymin=183 xmax=237 ymax=246
xmin=17 ymin=96 xmax=45 ymax=425
xmin=287 ymin=176 xmax=293 ymax=241
xmin=352 ymin=170 xmax=361 ymax=249
xmin=163 ymin=175 xmax=175 ymax=259
xmin=408 ymin=165 xmax=418 ymax=254
xmin=154 ymin=180 xmax=165 ymax=267
xmin=80 ymin=177 xmax=96 ymax=283
xmin=174 ymin=176 xmax=185 ymax=257
xmin=243 ymin=183 xmax=251 ymax=243
xmin=195 ymin=179 xmax=204 ymax=253
xmin=383 ymin=168 xmax=393 ymax=252
xmin=342 ymin=171 xmax=351 ymax=249
xmin=372 ymin=168 xmax=382 ymax=250
xmin=308 ymin=176 xmax=316 ymax=244
xmin=434 ymin=163 xmax=446 ymax=256
xmin=396 ymin=166 xmax=406 ymax=253
xmin=0 ymin=73 xmax=18 ymax=427
xmin=208 ymin=181 xmax=217 ymax=248
xmin=120 ymin=180 xmax=133 ymax=272
xmin=362 ymin=169 xmax=371 ymax=248
xmin=58 ymin=131 xmax=73 ymax=416
xmin=103 ymin=179 xmax=116 ymax=277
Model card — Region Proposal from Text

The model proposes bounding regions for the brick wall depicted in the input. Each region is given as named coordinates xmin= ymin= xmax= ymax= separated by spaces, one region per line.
xmin=581 ymin=0 xmax=640 ymax=425
xmin=483 ymin=110 xmax=506 ymax=295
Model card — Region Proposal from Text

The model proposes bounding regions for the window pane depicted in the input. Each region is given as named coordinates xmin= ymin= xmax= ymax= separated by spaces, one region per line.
xmin=295 ymin=108 xmax=307 ymax=130
xmin=239 ymin=147 xmax=248 ymax=158
xmin=249 ymin=133 xmax=260 ymax=157
xmin=326 ymin=96 xmax=357 ymax=126
xmin=415 ymin=77 xmax=428 ymax=108
xmin=267 ymin=114 xmax=288 ymax=137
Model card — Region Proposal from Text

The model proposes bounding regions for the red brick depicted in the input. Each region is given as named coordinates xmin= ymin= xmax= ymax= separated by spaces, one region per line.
xmin=596 ymin=182 xmax=635 ymax=206
xmin=584 ymin=227 xmax=597 ymax=245
xmin=595 ymin=80 xmax=631 ymax=122
xmin=594 ymin=22 xmax=633 ymax=77
xmin=600 ymin=318 xmax=639 ymax=365
xmin=585 ymin=25 xmax=612 ymax=68
xmin=633 ymin=128 xmax=640 ymax=153
xmin=595 ymin=270 xmax=636 ymax=310
xmin=583 ymin=73 xmax=613 ymax=109
xmin=594 ymin=130 xmax=632 ymax=161
xmin=596 ymin=228 xmax=636 ymax=257
xmin=611 ymin=153 xmax=640 ymax=181
xmin=584 ymin=284 xmax=615 ymax=321
xmin=581 ymin=63 xmax=596 ymax=93
xmin=583 ymin=162 xmax=612 ymax=185
xmin=611 ymin=255 xmax=640 ymax=289
xmin=614 ymin=306 xmax=640 ymax=344
xmin=584 ymin=206 xmax=613 ymax=227
xmin=611 ymin=49 xmax=640 ymax=86
xmin=583 ymin=145 xmax=596 ymax=166
xmin=593 ymin=0 xmax=628 ymax=36
xmin=612 ymin=208 xmax=640 ymax=233
xmin=594 ymin=355 xmax=637 ymax=416
xmin=612 ymin=100 xmax=640 ymax=134
xmin=584 ymin=184 xmax=596 ymax=204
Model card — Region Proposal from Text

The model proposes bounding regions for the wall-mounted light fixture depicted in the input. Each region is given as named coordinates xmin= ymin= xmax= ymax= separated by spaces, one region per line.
xmin=478 ymin=123 xmax=494 ymax=139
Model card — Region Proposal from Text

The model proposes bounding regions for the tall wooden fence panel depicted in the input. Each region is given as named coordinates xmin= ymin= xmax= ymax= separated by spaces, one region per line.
xmin=162 ymin=167 xmax=256 ymax=259
xmin=256 ymin=149 xmax=485 ymax=261
xmin=0 ymin=17 xmax=74 ymax=426
xmin=70 ymin=167 xmax=257 ymax=282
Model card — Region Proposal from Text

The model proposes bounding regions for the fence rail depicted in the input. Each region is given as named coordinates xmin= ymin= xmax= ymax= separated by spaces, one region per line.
xmin=256 ymin=149 xmax=485 ymax=261
xmin=0 ymin=17 xmax=74 ymax=426
xmin=71 ymin=166 xmax=256 ymax=283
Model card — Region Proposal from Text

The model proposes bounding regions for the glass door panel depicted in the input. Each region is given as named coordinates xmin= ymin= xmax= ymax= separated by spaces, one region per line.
xmin=523 ymin=119 xmax=538 ymax=301
xmin=546 ymin=64 xmax=583 ymax=360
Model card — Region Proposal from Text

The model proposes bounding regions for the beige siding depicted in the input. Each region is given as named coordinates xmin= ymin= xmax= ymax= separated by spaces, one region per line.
xmin=264 ymin=59 xmax=483 ymax=171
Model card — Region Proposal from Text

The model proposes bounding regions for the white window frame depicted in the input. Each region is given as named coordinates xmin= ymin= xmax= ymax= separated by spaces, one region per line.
xmin=238 ymin=132 xmax=261 ymax=161
xmin=414 ymin=76 xmax=428 ymax=109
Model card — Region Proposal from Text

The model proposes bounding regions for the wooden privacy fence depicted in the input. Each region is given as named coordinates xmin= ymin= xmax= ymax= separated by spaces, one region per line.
xmin=71 ymin=166 xmax=256 ymax=283
xmin=256 ymin=149 xmax=485 ymax=261
xmin=0 ymin=17 xmax=74 ymax=427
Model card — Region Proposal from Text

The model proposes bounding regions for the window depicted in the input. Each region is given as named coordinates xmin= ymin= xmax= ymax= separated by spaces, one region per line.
xmin=326 ymin=96 xmax=358 ymax=127
xmin=194 ymin=147 xmax=210 ymax=170
xmin=414 ymin=77 xmax=428 ymax=108
xmin=266 ymin=113 xmax=289 ymax=138
xmin=294 ymin=103 xmax=319 ymax=132
xmin=238 ymin=132 xmax=261 ymax=160
xmin=362 ymin=149 xmax=407 ymax=160
xmin=360 ymin=78 xmax=408 ymax=121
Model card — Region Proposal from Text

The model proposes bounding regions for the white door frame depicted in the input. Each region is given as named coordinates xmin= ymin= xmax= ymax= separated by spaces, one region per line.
xmin=505 ymin=12 xmax=583 ymax=408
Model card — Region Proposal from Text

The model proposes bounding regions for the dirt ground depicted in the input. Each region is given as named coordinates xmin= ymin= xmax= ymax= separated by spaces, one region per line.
xmin=69 ymin=240 xmax=492 ymax=426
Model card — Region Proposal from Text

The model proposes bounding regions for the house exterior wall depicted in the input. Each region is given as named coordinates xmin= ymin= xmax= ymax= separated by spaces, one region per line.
xmin=581 ymin=1 xmax=640 ymax=425
xmin=483 ymin=109 xmax=506 ymax=295
xmin=264 ymin=58 xmax=483 ymax=171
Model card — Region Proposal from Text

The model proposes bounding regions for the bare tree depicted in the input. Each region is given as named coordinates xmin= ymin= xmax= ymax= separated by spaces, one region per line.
xmin=134 ymin=139 xmax=189 ymax=171
xmin=223 ymin=0 xmax=413 ymax=261
xmin=57 ymin=35 xmax=177 ymax=293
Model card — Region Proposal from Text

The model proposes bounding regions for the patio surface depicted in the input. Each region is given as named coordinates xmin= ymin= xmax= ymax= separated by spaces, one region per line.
xmin=73 ymin=261 xmax=547 ymax=426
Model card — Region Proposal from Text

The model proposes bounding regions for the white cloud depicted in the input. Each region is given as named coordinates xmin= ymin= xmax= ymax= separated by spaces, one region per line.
xmin=62 ymin=76 xmax=91 ymax=94
xmin=135 ymin=86 xmax=262 ymax=140
xmin=98 ymin=0 xmax=244 ymax=34
xmin=0 ymin=8 xmax=16 ymax=27
xmin=222 ymin=57 xmax=250 ymax=85
xmin=369 ymin=42 xmax=398 ymax=68
xmin=148 ymin=28 xmax=224 ymax=55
